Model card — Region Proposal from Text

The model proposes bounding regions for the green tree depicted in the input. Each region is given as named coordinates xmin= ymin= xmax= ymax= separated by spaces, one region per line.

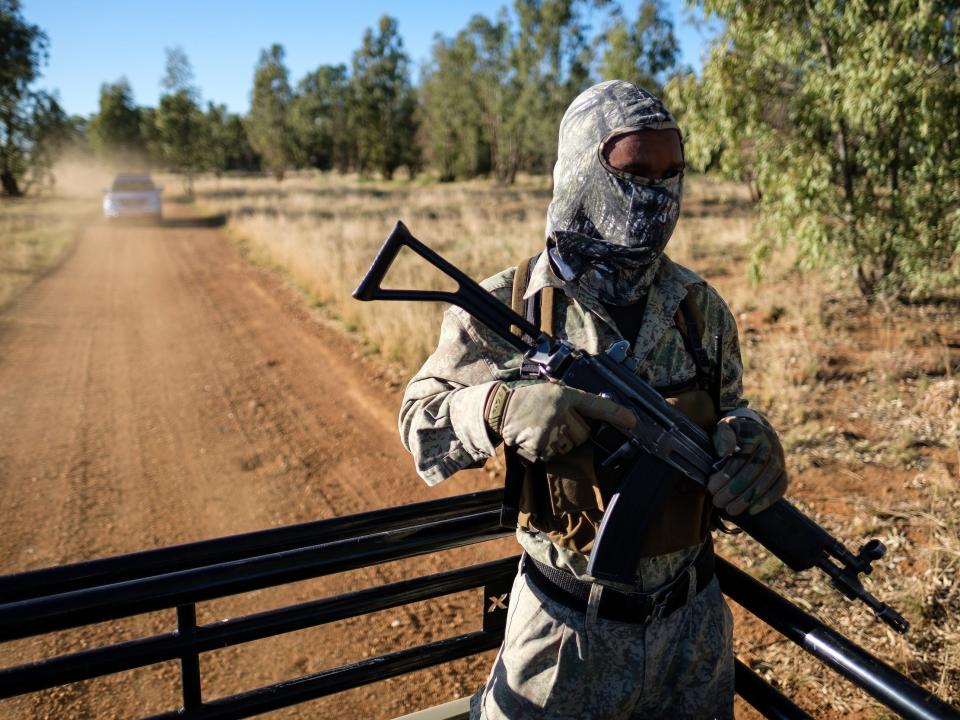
xmin=599 ymin=0 xmax=679 ymax=94
xmin=201 ymin=103 xmax=229 ymax=176
xmin=0 ymin=0 xmax=69 ymax=196
xmin=455 ymin=13 xmax=517 ymax=182
xmin=138 ymin=106 xmax=163 ymax=167
xmin=199 ymin=104 xmax=259 ymax=174
xmin=669 ymin=1 xmax=960 ymax=298
xmin=246 ymin=44 xmax=294 ymax=180
xmin=419 ymin=29 xmax=490 ymax=181
xmin=15 ymin=92 xmax=68 ymax=193
xmin=155 ymin=46 xmax=205 ymax=196
xmin=289 ymin=64 xmax=353 ymax=172
xmin=516 ymin=0 xmax=597 ymax=177
xmin=222 ymin=113 xmax=259 ymax=171
xmin=88 ymin=78 xmax=143 ymax=159
xmin=62 ymin=113 xmax=90 ymax=155
xmin=423 ymin=3 xmax=595 ymax=185
xmin=160 ymin=45 xmax=194 ymax=96
xmin=350 ymin=16 xmax=419 ymax=180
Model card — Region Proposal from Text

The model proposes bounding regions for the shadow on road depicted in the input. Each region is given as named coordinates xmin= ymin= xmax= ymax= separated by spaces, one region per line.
xmin=161 ymin=214 xmax=228 ymax=229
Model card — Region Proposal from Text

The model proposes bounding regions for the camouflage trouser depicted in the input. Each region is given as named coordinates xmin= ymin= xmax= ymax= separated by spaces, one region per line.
xmin=470 ymin=566 xmax=734 ymax=720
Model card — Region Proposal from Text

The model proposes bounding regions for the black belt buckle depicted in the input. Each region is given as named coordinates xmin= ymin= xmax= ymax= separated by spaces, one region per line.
xmin=645 ymin=588 xmax=673 ymax=623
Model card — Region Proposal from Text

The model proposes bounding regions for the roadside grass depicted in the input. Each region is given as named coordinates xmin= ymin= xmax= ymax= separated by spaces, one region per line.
xmin=192 ymin=170 xmax=959 ymax=716
xmin=0 ymin=158 xmax=115 ymax=310
xmin=0 ymin=195 xmax=93 ymax=309
xmin=193 ymin=172 xmax=552 ymax=368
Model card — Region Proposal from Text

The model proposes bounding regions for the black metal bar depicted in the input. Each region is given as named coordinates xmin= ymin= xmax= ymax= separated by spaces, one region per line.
xmin=717 ymin=557 xmax=960 ymax=720
xmin=0 ymin=557 xmax=520 ymax=699
xmin=734 ymin=658 xmax=811 ymax=719
xmin=0 ymin=490 xmax=503 ymax=603
xmin=145 ymin=630 xmax=504 ymax=720
xmin=177 ymin=605 xmax=202 ymax=710
xmin=0 ymin=511 xmax=511 ymax=643
xmin=0 ymin=488 xmax=953 ymax=720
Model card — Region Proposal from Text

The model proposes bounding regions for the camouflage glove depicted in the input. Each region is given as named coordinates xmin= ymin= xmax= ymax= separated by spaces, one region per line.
xmin=708 ymin=409 xmax=787 ymax=516
xmin=484 ymin=381 xmax=636 ymax=463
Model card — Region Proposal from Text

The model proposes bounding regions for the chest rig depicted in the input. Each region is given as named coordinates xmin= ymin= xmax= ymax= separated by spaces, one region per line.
xmin=506 ymin=254 xmax=722 ymax=558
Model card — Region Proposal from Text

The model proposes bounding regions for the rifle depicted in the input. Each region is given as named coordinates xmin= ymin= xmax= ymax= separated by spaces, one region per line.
xmin=354 ymin=221 xmax=909 ymax=634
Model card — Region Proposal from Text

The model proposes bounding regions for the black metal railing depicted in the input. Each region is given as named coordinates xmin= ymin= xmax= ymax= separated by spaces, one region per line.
xmin=0 ymin=491 xmax=506 ymax=604
xmin=0 ymin=490 xmax=956 ymax=720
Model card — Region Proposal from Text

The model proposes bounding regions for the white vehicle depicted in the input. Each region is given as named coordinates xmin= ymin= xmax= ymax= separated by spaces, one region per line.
xmin=102 ymin=174 xmax=162 ymax=222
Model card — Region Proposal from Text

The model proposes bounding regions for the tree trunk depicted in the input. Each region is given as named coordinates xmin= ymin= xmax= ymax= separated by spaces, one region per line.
xmin=856 ymin=264 xmax=876 ymax=301
xmin=743 ymin=172 xmax=762 ymax=203
xmin=1 ymin=169 xmax=22 ymax=197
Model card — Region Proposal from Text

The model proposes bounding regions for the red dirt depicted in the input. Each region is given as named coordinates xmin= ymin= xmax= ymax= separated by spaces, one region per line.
xmin=1 ymin=203 xmax=953 ymax=718
xmin=0 ymin=205 xmax=513 ymax=719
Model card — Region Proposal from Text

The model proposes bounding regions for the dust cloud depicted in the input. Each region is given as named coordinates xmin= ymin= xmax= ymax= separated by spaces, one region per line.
xmin=51 ymin=152 xmax=155 ymax=200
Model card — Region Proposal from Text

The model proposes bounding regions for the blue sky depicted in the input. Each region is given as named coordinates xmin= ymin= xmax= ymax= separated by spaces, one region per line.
xmin=23 ymin=1 xmax=720 ymax=117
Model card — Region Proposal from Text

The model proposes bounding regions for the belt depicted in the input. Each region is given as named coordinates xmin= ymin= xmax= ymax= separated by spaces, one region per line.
xmin=521 ymin=537 xmax=715 ymax=624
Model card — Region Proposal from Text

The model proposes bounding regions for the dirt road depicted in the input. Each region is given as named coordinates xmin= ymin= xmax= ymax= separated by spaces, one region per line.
xmin=0 ymin=204 xmax=510 ymax=718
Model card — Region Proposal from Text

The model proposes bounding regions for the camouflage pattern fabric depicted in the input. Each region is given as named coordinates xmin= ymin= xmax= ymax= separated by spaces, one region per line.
xmin=471 ymin=568 xmax=734 ymax=720
xmin=550 ymin=229 xmax=663 ymax=307
xmin=545 ymin=80 xmax=684 ymax=305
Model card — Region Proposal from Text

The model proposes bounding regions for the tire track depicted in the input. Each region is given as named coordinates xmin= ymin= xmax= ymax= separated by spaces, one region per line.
xmin=0 ymin=205 xmax=509 ymax=719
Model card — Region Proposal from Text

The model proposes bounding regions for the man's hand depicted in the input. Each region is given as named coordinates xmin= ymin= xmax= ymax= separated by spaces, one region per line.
xmin=485 ymin=382 xmax=636 ymax=463
xmin=708 ymin=410 xmax=787 ymax=516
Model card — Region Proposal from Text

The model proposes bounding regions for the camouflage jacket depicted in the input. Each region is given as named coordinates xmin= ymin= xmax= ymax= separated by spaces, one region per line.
xmin=399 ymin=252 xmax=746 ymax=589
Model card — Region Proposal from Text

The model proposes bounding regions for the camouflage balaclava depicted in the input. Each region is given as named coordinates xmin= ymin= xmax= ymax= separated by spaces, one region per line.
xmin=546 ymin=80 xmax=683 ymax=306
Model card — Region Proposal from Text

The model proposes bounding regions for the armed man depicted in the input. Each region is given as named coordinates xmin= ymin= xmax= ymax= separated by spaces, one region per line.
xmin=399 ymin=80 xmax=788 ymax=719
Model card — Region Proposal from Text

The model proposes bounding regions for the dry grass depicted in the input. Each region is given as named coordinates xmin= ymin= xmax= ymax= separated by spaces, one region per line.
xmin=192 ymin=172 xmax=552 ymax=368
xmin=0 ymin=158 xmax=113 ymax=309
xmin=191 ymin=170 xmax=959 ymax=717
xmin=0 ymin=195 xmax=91 ymax=309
